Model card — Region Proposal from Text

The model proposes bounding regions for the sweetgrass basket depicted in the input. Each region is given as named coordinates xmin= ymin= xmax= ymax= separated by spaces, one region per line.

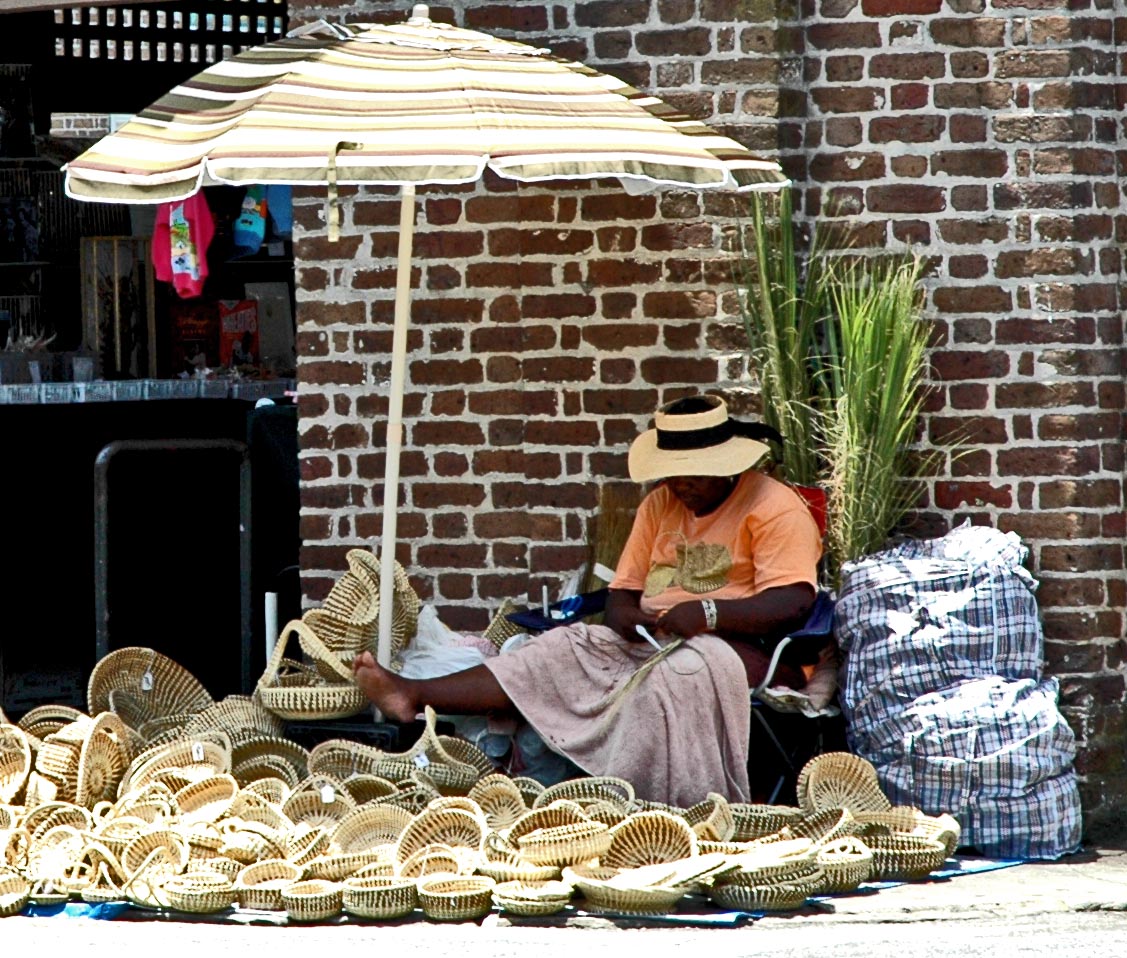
xmin=395 ymin=808 xmax=485 ymax=870
xmin=815 ymin=836 xmax=873 ymax=893
xmin=515 ymin=820 xmax=612 ymax=867
xmin=491 ymin=879 xmax=572 ymax=917
xmin=255 ymin=621 xmax=368 ymax=722
xmin=562 ymin=865 xmax=684 ymax=916
xmin=88 ymin=647 xmax=214 ymax=725
xmin=163 ymin=871 xmax=237 ymax=914
xmin=282 ymin=775 xmax=357 ymax=829
xmin=331 ymin=805 xmax=414 ymax=853
xmin=183 ymin=697 xmax=285 ymax=746
xmin=0 ymin=724 xmax=31 ymax=804
xmin=235 ymin=857 xmax=303 ymax=910
xmin=796 ymin=751 xmax=891 ymax=815
xmin=865 ymin=834 xmax=949 ymax=881
xmin=342 ymin=874 xmax=418 ymax=920
xmin=467 ymin=775 xmax=527 ymax=832
xmin=729 ymin=803 xmax=804 ymax=841
xmin=682 ymin=793 xmax=735 ymax=842
xmin=602 ymin=811 xmax=698 ymax=869
xmin=417 ymin=875 xmax=495 ymax=921
xmin=532 ymin=776 xmax=635 ymax=812
xmin=282 ymin=878 xmax=343 ymax=921
xmin=174 ymin=774 xmax=239 ymax=826
xmin=709 ymin=875 xmax=819 ymax=912
xmin=506 ymin=801 xmax=588 ymax=845
xmin=0 ymin=871 xmax=31 ymax=918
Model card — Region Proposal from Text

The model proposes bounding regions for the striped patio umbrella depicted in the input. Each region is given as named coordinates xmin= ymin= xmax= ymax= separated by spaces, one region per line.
xmin=65 ymin=4 xmax=787 ymax=670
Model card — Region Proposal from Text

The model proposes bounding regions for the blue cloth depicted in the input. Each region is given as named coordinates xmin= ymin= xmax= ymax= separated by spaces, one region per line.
xmin=265 ymin=185 xmax=293 ymax=236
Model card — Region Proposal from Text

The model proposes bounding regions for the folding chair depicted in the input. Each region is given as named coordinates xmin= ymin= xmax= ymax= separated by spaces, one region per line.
xmin=747 ymin=484 xmax=846 ymax=804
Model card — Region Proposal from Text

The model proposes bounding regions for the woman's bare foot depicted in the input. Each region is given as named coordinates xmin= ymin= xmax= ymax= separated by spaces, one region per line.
xmin=351 ymin=651 xmax=420 ymax=722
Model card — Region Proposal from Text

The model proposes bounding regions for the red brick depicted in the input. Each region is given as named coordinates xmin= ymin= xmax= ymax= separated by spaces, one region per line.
xmin=489 ymin=228 xmax=594 ymax=257
xmin=809 ymin=152 xmax=886 ymax=181
xmin=640 ymin=290 xmax=716 ymax=319
xmin=520 ymin=293 xmax=597 ymax=319
xmin=930 ymin=17 xmax=1007 ymax=47
xmin=635 ymin=27 xmax=712 ymax=57
xmin=934 ymin=82 xmax=1014 ymax=110
xmin=995 ymin=248 xmax=1092 ymax=278
xmin=862 ymin=0 xmax=940 ymax=12
xmin=408 ymin=359 xmax=484 ymax=387
xmin=934 ymin=481 xmax=1014 ymax=509
xmin=995 ymin=382 xmax=1096 ymax=409
xmin=931 ymin=150 xmax=1008 ymax=177
xmin=465 ymin=5 xmax=549 ymax=32
xmin=808 ymin=22 xmax=882 ymax=49
xmin=812 ymin=87 xmax=884 ymax=113
xmin=996 ymin=446 xmax=1101 ymax=477
xmin=930 ymin=415 xmax=1008 ymax=445
xmin=933 ymin=286 xmax=1011 ymax=312
xmin=995 ymin=50 xmax=1072 ymax=78
xmin=581 ymin=323 xmax=659 ymax=350
xmin=930 ymin=349 xmax=1010 ymax=380
xmin=870 ymin=116 xmax=945 ymax=143
xmin=640 ymin=356 xmax=718 ymax=384
xmin=301 ymin=361 xmax=365 ymax=385
xmin=869 ymin=53 xmax=946 ymax=80
xmin=412 ymin=483 xmax=488 ymax=509
xmin=641 ymin=223 xmax=714 ymax=251
xmin=521 ymin=356 xmax=597 ymax=383
xmin=891 ymin=83 xmax=930 ymax=110
xmin=466 ymin=261 xmax=554 ymax=288
xmin=1039 ymin=413 xmax=1121 ymax=442
xmin=1039 ymin=480 xmax=1123 ymax=509
xmin=994 ymin=115 xmax=1092 ymax=143
xmin=866 ymin=185 xmax=946 ymax=213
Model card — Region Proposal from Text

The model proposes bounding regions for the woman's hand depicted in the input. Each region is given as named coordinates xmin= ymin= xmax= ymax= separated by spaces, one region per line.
xmin=654 ymin=601 xmax=709 ymax=640
xmin=603 ymin=588 xmax=659 ymax=642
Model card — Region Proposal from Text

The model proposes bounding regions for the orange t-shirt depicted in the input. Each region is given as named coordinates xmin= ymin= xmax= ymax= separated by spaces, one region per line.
xmin=609 ymin=471 xmax=822 ymax=615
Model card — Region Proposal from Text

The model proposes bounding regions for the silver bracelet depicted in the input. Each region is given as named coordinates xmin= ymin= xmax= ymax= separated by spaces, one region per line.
xmin=701 ymin=598 xmax=718 ymax=631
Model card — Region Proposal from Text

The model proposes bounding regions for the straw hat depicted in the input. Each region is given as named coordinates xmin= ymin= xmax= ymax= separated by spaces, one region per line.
xmin=627 ymin=395 xmax=772 ymax=483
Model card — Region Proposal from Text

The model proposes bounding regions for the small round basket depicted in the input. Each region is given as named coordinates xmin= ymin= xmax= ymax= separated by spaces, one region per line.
xmin=491 ymin=879 xmax=572 ymax=917
xmin=0 ymin=724 xmax=32 ymax=805
xmin=394 ymin=807 xmax=485 ymax=869
xmin=235 ymin=858 xmax=302 ymax=910
xmin=505 ymin=801 xmax=588 ymax=844
xmin=396 ymin=842 xmax=472 ymax=880
xmin=602 ymin=811 xmax=697 ymax=869
xmin=281 ymin=878 xmax=343 ymax=922
xmin=183 ymin=697 xmax=284 ymax=746
xmin=796 ymin=752 xmax=891 ymax=815
xmin=709 ymin=876 xmax=819 ymax=913
xmin=515 ymin=820 xmax=611 ymax=867
xmin=467 ymin=775 xmax=526 ymax=832
xmin=782 ymin=807 xmax=858 ymax=849
xmin=562 ymin=865 xmax=683 ymax=916
xmin=332 ymin=805 xmax=413 ymax=853
xmin=729 ymin=803 xmax=804 ymax=841
xmin=682 ymin=793 xmax=735 ymax=842
xmin=866 ymin=834 xmax=948 ymax=882
xmin=282 ymin=776 xmax=357 ymax=830
xmin=88 ymin=647 xmax=214 ymax=724
xmin=163 ymin=871 xmax=236 ymax=914
xmin=815 ymin=837 xmax=873 ymax=893
xmin=0 ymin=871 xmax=30 ymax=918
xmin=417 ymin=875 xmax=495 ymax=922
xmin=532 ymin=776 xmax=634 ymax=812
xmin=175 ymin=774 xmax=239 ymax=826
xmin=342 ymin=874 xmax=418 ymax=920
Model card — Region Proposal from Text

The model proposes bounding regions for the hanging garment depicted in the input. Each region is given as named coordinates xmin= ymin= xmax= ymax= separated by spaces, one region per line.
xmin=232 ymin=185 xmax=268 ymax=257
xmin=152 ymin=192 xmax=216 ymax=298
xmin=265 ymin=184 xmax=293 ymax=237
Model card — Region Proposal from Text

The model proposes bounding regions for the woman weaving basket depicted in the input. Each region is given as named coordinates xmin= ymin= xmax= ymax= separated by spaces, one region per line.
xmin=353 ymin=395 xmax=822 ymax=806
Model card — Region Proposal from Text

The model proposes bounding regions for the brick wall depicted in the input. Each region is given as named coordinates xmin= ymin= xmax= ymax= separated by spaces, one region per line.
xmin=288 ymin=1 xmax=1127 ymax=835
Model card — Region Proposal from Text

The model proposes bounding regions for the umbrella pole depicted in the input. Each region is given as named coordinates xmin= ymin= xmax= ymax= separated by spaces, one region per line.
xmin=376 ymin=183 xmax=417 ymax=670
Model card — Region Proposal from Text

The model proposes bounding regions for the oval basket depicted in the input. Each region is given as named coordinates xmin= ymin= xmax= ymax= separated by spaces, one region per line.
xmin=417 ymin=875 xmax=495 ymax=922
xmin=255 ymin=621 xmax=368 ymax=722
xmin=492 ymin=879 xmax=572 ymax=917
xmin=235 ymin=858 xmax=302 ymax=910
xmin=602 ymin=811 xmax=698 ymax=869
xmin=516 ymin=820 xmax=611 ymax=867
xmin=281 ymin=878 xmax=343 ymax=922
xmin=816 ymin=837 xmax=873 ymax=893
xmin=795 ymin=752 xmax=891 ymax=815
xmin=342 ymin=874 xmax=418 ymax=920
xmin=163 ymin=871 xmax=236 ymax=914
xmin=0 ymin=871 xmax=31 ymax=918
xmin=88 ymin=647 xmax=214 ymax=725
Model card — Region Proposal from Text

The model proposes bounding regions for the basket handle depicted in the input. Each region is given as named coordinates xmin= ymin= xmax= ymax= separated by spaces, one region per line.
xmin=258 ymin=618 xmax=356 ymax=688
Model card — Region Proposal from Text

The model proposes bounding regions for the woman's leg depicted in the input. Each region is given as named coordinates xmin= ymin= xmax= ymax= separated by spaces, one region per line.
xmin=351 ymin=651 xmax=515 ymax=722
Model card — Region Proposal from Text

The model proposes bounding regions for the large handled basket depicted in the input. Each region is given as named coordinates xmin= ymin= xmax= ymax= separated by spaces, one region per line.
xmin=255 ymin=619 xmax=368 ymax=722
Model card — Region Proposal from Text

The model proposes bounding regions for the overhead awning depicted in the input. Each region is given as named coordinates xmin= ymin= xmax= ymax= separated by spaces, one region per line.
xmin=0 ymin=1 xmax=182 ymax=12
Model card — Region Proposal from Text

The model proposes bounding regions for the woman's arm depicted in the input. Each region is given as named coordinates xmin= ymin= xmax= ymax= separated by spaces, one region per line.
xmin=653 ymin=583 xmax=816 ymax=643
xmin=603 ymin=588 xmax=661 ymax=641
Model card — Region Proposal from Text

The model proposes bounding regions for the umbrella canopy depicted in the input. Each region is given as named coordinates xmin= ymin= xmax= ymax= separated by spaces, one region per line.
xmin=63 ymin=8 xmax=786 ymax=203
xmin=64 ymin=4 xmax=788 ymax=671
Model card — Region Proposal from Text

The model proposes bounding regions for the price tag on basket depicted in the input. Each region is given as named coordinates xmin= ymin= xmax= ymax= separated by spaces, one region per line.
xmin=192 ymin=742 xmax=204 ymax=762
xmin=320 ymin=784 xmax=336 ymax=804
xmin=141 ymin=670 xmax=154 ymax=692
xmin=414 ymin=753 xmax=430 ymax=769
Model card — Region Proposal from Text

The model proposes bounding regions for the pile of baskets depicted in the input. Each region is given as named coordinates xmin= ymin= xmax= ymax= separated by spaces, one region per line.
xmin=1 ymin=647 xmax=961 ymax=923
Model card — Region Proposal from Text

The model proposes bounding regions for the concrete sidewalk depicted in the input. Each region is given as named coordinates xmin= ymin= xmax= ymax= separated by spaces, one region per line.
xmin=757 ymin=845 xmax=1127 ymax=927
